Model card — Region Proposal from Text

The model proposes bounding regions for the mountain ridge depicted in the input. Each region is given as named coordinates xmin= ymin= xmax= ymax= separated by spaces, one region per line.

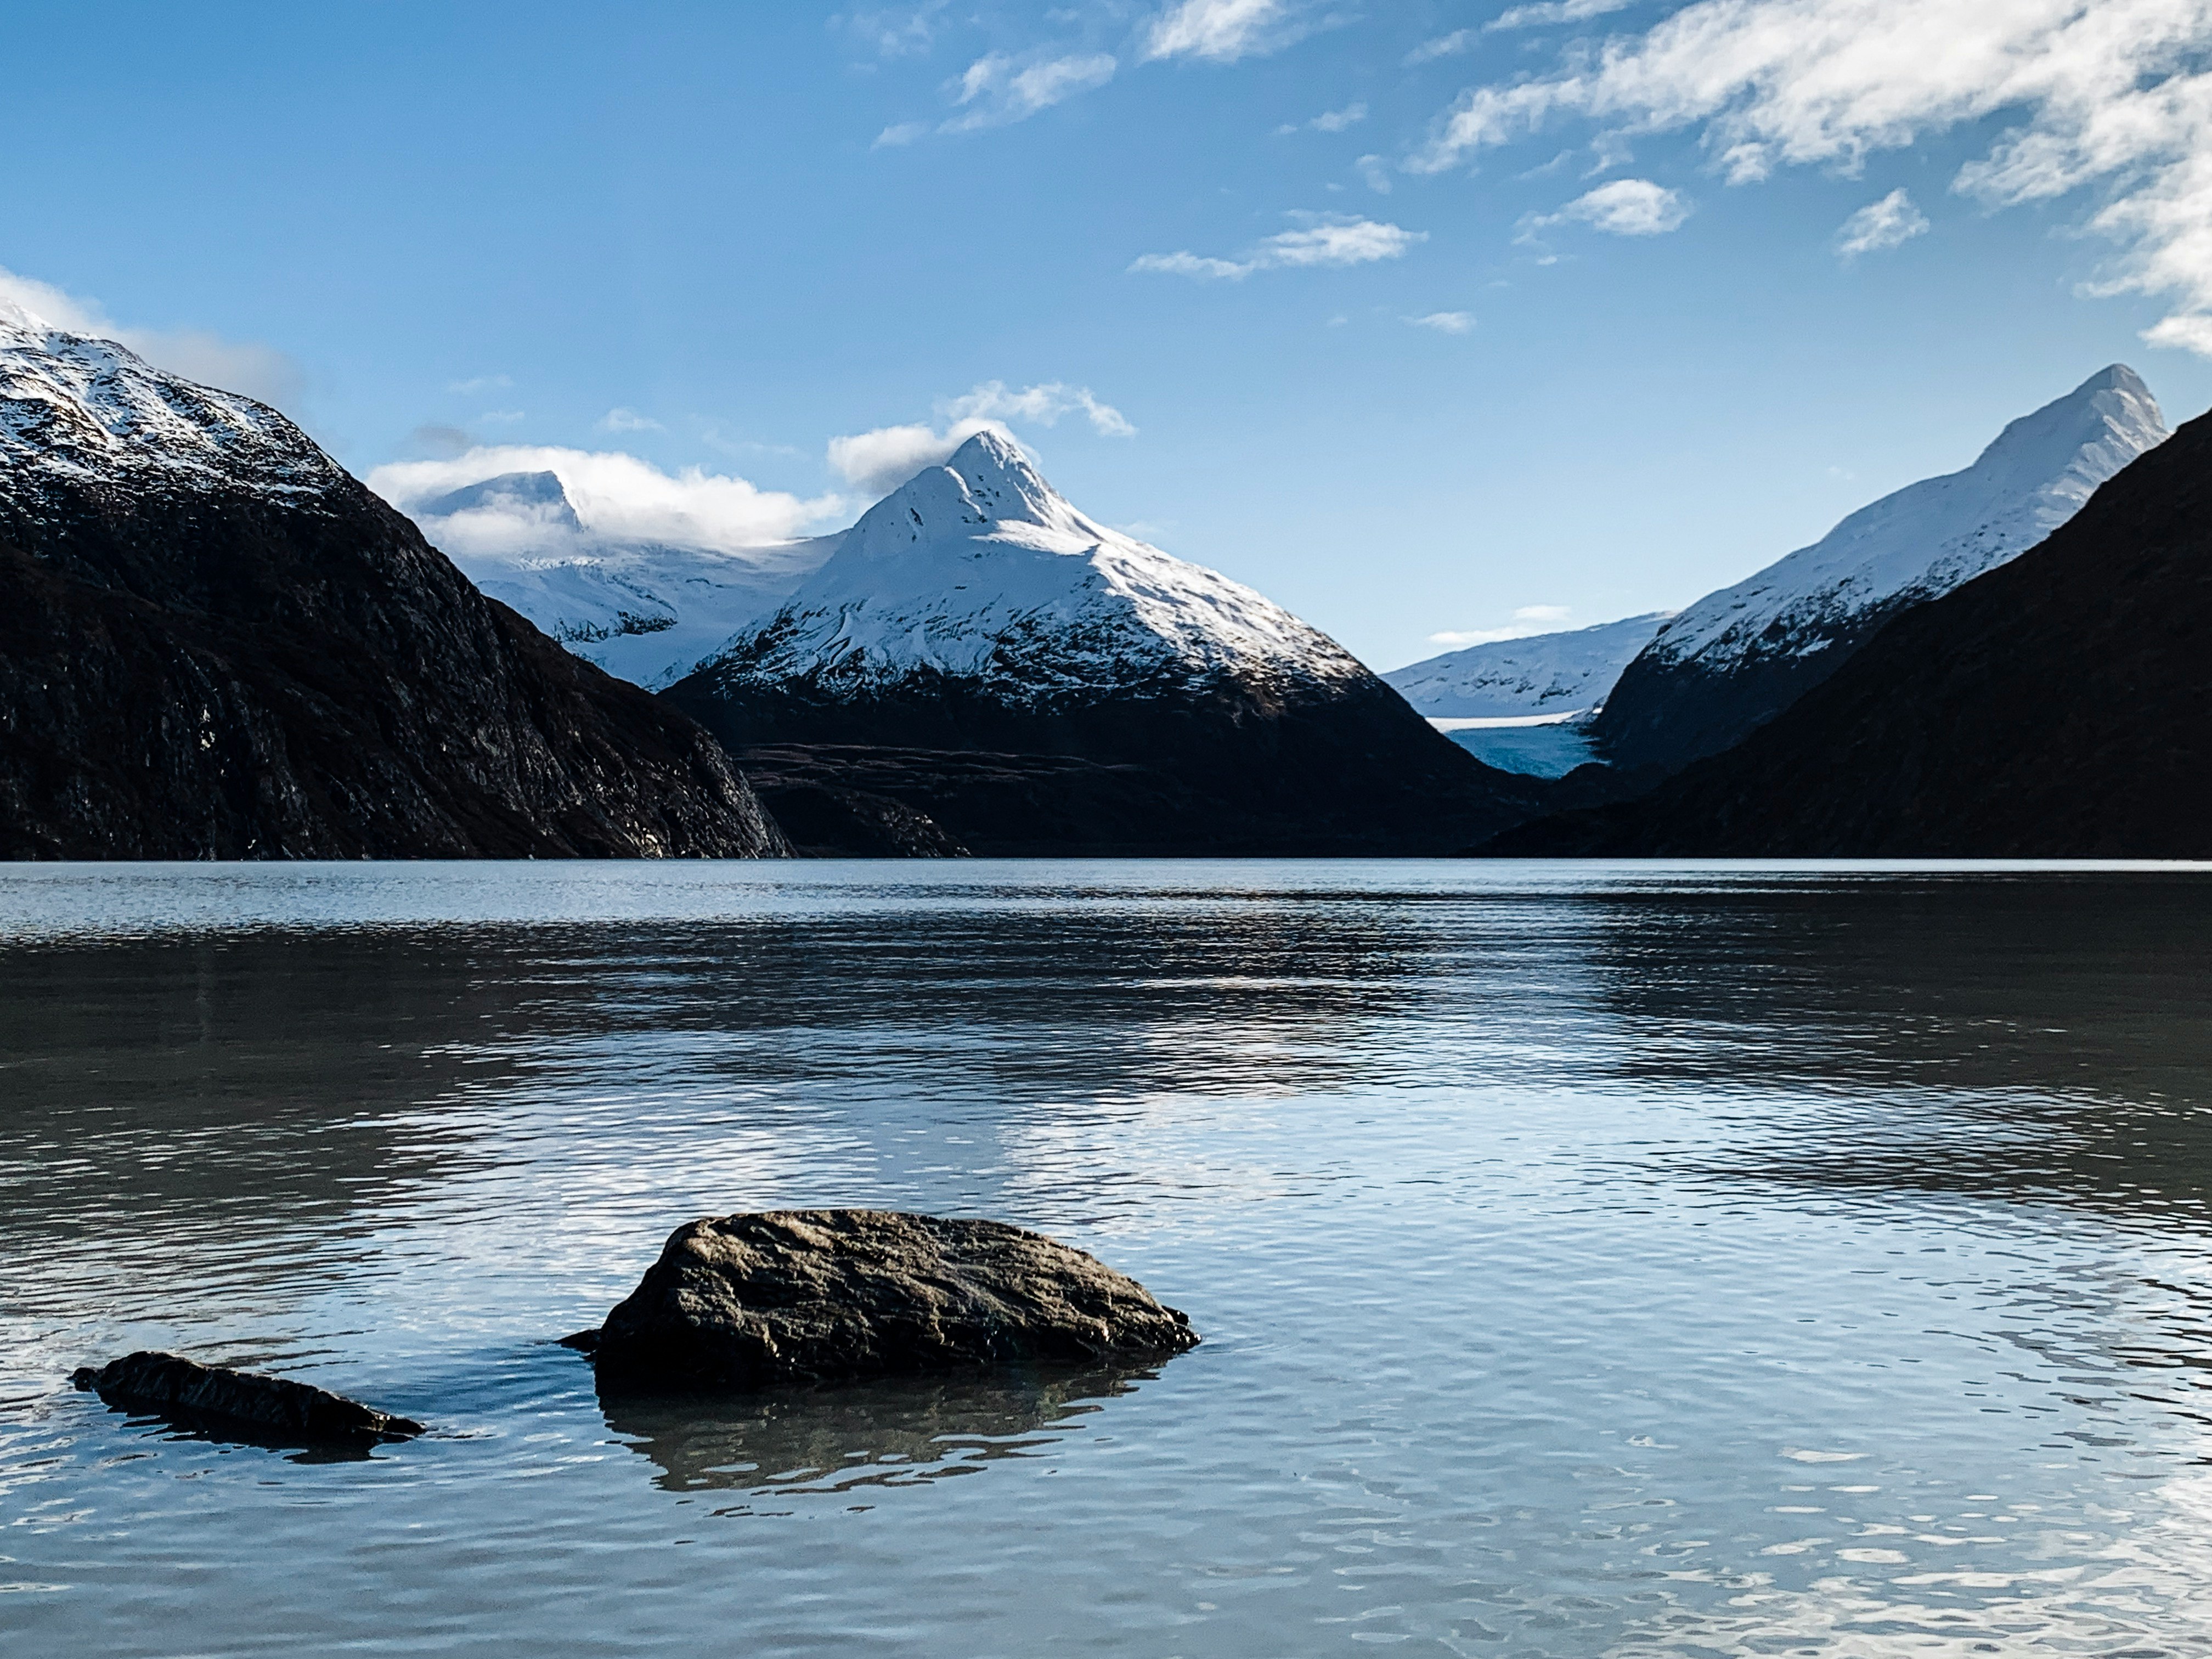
xmin=0 ymin=311 xmax=789 ymax=859
xmin=1486 ymin=398 xmax=2212 ymax=857
xmin=1590 ymin=365 xmax=2169 ymax=775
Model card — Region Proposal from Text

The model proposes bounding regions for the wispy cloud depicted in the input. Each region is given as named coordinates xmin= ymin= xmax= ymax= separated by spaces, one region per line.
xmin=945 ymin=50 xmax=1117 ymax=132
xmin=1132 ymin=214 xmax=1427 ymax=279
xmin=0 ymin=265 xmax=304 ymax=409
xmin=597 ymin=407 xmax=663 ymax=433
xmin=827 ymin=380 xmax=1136 ymax=498
xmin=1488 ymin=0 xmax=1635 ymax=30
xmin=1835 ymin=188 xmax=1930 ymax=258
xmin=1430 ymin=605 xmax=1572 ymax=647
xmin=371 ymin=447 xmax=841 ymax=554
xmin=1407 ymin=311 xmax=1476 ymax=334
xmin=448 ymin=374 xmax=512 ymax=395
xmin=1406 ymin=29 xmax=1478 ymax=65
xmin=944 ymin=380 xmax=1136 ymax=437
xmin=1278 ymin=101 xmax=1367 ymax=136
xmin=1357 ymin=154 xmax=1393 ymax=193
xmin=477 ymin=409 xmax=527 ymax=426
xmin=1404 ymin=0 xmax=2212 ymax=354
xmin=1522 ymin=178 xmax=1692 ymax=245
xmin=839 ymin=2 xmax=949 ymax=58
xmin=1144 ymin=0 xmax=1312 ymax=64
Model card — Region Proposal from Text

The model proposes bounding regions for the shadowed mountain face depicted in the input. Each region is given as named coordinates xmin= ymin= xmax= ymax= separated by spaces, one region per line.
xmin=1488 ymin=403 xmax=2212 ymax=857
xmin=0 ymin=317 xmax=788 ymax=859
xmin=663 ymin=433 xmax=1542 ymax=854
xmin=1589 ymin=366 xmax=2168 ymax=778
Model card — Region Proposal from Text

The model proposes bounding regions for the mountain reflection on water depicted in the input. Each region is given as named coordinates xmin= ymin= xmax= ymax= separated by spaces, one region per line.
xmin=5 ymin=860 xmax=2212 ymax=1657
xmin=598 ymin=1365 xmax=1152 ymax=1498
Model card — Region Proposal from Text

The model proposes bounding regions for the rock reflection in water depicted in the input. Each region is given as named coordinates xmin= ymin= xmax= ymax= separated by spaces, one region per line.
xmin=597 ymin=1364 xmax=1154 ymax=1497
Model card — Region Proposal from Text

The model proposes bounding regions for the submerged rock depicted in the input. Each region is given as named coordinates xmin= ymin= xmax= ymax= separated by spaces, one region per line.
xmin=71 ymin=1351 xmax=425 ymax=1444
xmin=571 ymin=1209 xmax=1198 ymax=1389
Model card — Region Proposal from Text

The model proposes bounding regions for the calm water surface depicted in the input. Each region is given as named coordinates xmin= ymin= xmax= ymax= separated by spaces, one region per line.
xmin=5 ymin=859 xmax=2212 ymax=1657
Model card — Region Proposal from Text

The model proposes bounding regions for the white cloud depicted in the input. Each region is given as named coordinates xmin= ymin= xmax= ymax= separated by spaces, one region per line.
xmin=1130 ymin=251 xmax=1257 ymax=279
xmin=448 ymin=374 xmax=511 ymax=394
xmin=1835 ymin=188 xmax=1931 ymax=257
xmin=873 ymin=121 xmax=928 ymax=148
xmin=1406 ymin=30 xmax=1478 ymax=65
xmin=0 ymin=265 xmax=303 ymax=408
xmin=943 ymin=380 xmax=1136 ymax=437
xmin=1405 ymin=0 xmax=2212 ymax=353
xmin=944 ymin=51 xmax=1116 ymax=132
xmin=1488 ymin=0 xmax=1635 ymax=30
xmin=827 ymin=379 xmax=1137 ymax=498
xmin=1144 ymin=0 xmax=1309 ymax=64
xmin=1310 ymin=102 xmax=1367 ymax=133
xmin=827 ymin=419 xmax=1008 ymax=497
xmin=1530 ymin=178 xmax=1693 ymax=239
xmin=1429 ymin=605 xmax=1572 ymax=646
xmin=1407 ymin=311 xmax=1476 ymax=333
xmin=1133 ymin=214 xmax=1427 ymax=279
xmin=1357 ymin=154 xmax=1394 ymax=193
xmin=369 ymin=446 xmax=842 ymax=555
xmin=477 ymin=409 xmax=526 ymax=426
xmin=597 ymin=406 xmax=663 ymax=432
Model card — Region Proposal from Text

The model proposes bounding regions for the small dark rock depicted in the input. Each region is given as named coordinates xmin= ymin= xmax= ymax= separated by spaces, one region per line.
xmin=578 ymin=1209 xmax=1199 ymax=1389
xmin=70 ymin=1351 xmax=425 ymax=1444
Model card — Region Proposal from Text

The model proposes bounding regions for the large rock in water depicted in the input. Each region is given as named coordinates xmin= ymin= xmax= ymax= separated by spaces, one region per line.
xmin=71 ymin=1351 xmax=424 ymax=1443
xmin=574 ymin=1210 xmax=1199 ymax=1387
xmin=0 ymin=306 xmax=789 ymax=859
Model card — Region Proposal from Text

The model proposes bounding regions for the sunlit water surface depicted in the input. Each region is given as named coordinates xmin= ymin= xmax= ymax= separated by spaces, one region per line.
xmin=5 ymin=859 xmax=2212 ymax=1657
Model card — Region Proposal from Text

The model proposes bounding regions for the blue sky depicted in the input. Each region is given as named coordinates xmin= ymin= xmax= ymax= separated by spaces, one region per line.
xmin=7 ymin=0 xmax=2209 ymax=670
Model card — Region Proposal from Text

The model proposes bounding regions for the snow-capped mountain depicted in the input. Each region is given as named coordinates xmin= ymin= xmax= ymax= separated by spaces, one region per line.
xmin=0 ymin=300 xmax=341 ymax=506
xmin=1384 ymin=611 xmax=1675 ymax=720
xmin=693 ymin=430 xmax=1373 ymax=704
xmin=667 ymin=431 xmax=1539 ymax=853
xmin=404 ymin=471 xmax=840 ymax=690
xmin=0 ymin=304 xmax=787 ymax=858
xmin=1594 ymin=365 xmax=2169 ymax=774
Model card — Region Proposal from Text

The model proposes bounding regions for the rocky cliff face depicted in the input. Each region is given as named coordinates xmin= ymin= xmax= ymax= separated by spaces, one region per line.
xmin=664 ymin=432 xmax=1540 ymax=854
xmin=0 ymin=309 xmax=788 ymax=859
xmin=1487 ymin=401 xmax=2212 ymax=858
xmin=1591 ymin=366 xmax=2169 ymax=776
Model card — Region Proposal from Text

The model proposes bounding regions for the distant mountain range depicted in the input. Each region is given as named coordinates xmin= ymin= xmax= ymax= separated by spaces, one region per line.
xmin=409 ymin=470 xmax=843 ymax=689
xmin=1488 ymin=398 xmax=2212 ymax=857
xmin=1382 ymin=365 xmax=2170 ymax=796
xmin=0 ymin=308 xmax=788 ymax=858
xmin=663 ymin=431 xmax=1539 ymax=853
xmin=5 ymin=294 xmax=2192 ymax=862
xmin=1383 ymin=612 xmax=1673 ymax=778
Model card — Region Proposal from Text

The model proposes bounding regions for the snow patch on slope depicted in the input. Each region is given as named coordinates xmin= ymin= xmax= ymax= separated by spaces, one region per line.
xmin=1385 ymin=611 xmax=1676 ymax=720
xmin=702 ymin=430 xmax=1370 ymax=701
xmin=1640 ymin=365 xmax=2168 ymax=675
xmin=0 ymin=307 xmax=338 ymax=505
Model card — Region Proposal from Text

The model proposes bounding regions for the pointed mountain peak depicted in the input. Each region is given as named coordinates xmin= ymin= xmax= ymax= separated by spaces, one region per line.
xmin=417 ymin=469 xmax=582 ymax=531
xmin=936 ymin=428 xmax=1066 ymax=526
xmin=1976 ymin=363 xmax=2168 ymax=475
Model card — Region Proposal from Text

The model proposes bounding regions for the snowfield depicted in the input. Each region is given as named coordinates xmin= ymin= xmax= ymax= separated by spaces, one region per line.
xmin=695 ymin=430 xmax=1374 ymax=703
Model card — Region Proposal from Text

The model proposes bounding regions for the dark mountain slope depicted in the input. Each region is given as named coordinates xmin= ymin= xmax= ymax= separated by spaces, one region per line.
xmin=0 ymin=316 xmax=787 ymax=859
xmin=1587 ymin=366 xmax=2168 ymax=777
xmin=1487 ymin=403 xmax=2212 ymax=858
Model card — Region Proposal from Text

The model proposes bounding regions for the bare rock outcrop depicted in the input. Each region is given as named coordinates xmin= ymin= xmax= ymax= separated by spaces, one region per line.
xmin=71 ymin=1350 xmax=425 ymax=1443
xmin=569 ymin=1209 xmax=1198 ymax=1389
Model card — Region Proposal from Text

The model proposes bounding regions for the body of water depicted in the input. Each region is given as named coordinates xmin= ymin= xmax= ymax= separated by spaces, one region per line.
xmin=5 ymin=860 xmax=2212 ymax=1656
